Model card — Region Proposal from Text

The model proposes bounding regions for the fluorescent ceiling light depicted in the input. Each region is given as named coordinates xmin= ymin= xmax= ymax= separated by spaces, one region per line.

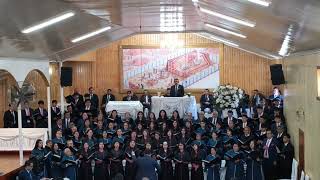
xmin=71 ymin=26 xmax=111 ymax=43
xmin=195 ymin=33 xmax=239 ymax=47
xmin=21 ymin=12 xmax=75 ymax=34
xmin=205 ymin=23 xmax=247 ymax=38
xmin=247 ymin=0 xmax=270 ymax=7
xmin=199 ymin=7 xmax=255 ymax=27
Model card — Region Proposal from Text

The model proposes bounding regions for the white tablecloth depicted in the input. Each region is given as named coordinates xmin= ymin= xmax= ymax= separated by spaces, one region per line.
xmin=106 ymin=101 xmax=143 ymax=119
xmin=0 ymin=128 xmax=48 ymax=151
xmin=151 ymin=96 xmax=198 ymax=119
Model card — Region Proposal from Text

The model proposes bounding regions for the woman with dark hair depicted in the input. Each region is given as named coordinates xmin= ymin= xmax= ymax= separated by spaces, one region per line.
xmin=157 ymin=110 xmax=168 ymax=128
xmin=159 ymin=122 xmax=168 ymax=139
xmin=108 ymin=110 xmax=122 ymax=127
xmin=81 ymin=119 xmax=92 ymax=137
xmin=82 ymin=129 xmax=96 ymax=150
xmin=148 ymin=121 xmax=157 ymax=138
xmin=164 ymin=130 xmax=177 ymax=151
xmin=170 ymin=110 xmax=182 ymax=127
xmin=30 ymin=139 xmax=46 ymax=180
xmin=109 ymin=141 xmax=124 ymax=179
xmin=94 ymin=142 xmax=108 ymax=180
xmin=207 ymin=131 xmax=222 ymax=156
xmin=147 ymin=112 xmax=157 ymax=124
xmin=124 ymin=140 xmax=139 ymax=180
xmin=190 ymin=142 xmax=205 ymax=180
xmin=205 ymin=147 xmax=221 ymax=180
xmin=50 ymin=143 xmax=63 ymax=179
xmin=174 ymin=143 xmax=190 ymax=180
xmin=135 ymin=111 xmax=146 ymax=127
xmin=157 ymin=141 xmax=174 ymax=180
xmin=245 ymin=140 xmax=264 ymax=180
xmin=79 ymin=142 xmax=94 ymax=180
xmin=137 ymin=129 xmax=151 ymax=150
xmin=172 ymin=120 xmax=181 ymax=138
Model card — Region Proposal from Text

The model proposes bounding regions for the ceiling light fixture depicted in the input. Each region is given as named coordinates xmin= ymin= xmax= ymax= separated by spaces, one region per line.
xmin=71 ymin=26 xmax=111 ymax=43
xmin=205 ymin=23 xmax=247 ymax=38
xmin=195 ymin=33 xmax=239 ymax=47
xmin=21 ymin=12 xmax=75 ymax=34
xmin=247 ymin=0 xmax=270 ymax=7
xmin=199 ymin=7 xmax=255 ymax=27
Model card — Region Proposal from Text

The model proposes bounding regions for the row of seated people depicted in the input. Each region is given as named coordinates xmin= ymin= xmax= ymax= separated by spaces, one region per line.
xmin=21 ymin=101 xmax=293 ymax=180
xmin=3 ymin=85 xmax=283 ymax=129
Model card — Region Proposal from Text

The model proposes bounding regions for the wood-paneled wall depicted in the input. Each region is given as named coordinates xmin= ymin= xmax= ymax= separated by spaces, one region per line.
xmin=51 ymin=33 xmax=275 ymax=102
xmin=0 ymin=33 xmax=276 ymax=127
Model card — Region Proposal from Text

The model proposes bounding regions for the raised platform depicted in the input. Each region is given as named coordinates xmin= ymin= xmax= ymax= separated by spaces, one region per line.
xmin=0 ymin=152 xmax=30 ymax=180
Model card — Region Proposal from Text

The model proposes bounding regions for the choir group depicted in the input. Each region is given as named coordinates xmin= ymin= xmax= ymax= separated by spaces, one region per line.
xmin=13 ymin=86 xmax=294 ymax=180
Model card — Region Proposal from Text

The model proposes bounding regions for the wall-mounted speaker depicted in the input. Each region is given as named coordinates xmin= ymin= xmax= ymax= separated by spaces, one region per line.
xmin=60 ymin=67 xmax=72 ymax=87
xmin=270 ymin=64 xmax=285 ymax=85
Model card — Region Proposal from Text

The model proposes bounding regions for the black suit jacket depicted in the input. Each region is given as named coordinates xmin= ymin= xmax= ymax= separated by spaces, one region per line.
xmin=22 ymin=108 xmax=34 ymax=128
xmin=222 ymin=117 xmax=237 ymax=127
xmin=140 ymin=95 xmax=152 ymax=108
xmin=3 ymin=110 xmax=18 ymax=128
xmin=84 ymin=93 xmax=99 ymax=109
xmin=101 ymin=93 xmax=116 ymax=106
xmin=51 ymin=106 xmax=61 ymax=120
xmin=18 ymin=169 xmax=34 ymax=180
xmin=123 ymin=95 xmax=139 ymax=101
xmin=170 ymin=84 xmax=185 ymax=97
xmin=200 ymin=94 xmax=213 ymax=107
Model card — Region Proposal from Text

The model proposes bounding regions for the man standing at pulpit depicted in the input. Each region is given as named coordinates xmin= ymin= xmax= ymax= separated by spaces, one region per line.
xmin=170 ymin=78 xmax=184 ymax=97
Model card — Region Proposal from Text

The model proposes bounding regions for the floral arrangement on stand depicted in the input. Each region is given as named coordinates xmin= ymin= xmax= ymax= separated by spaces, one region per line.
xmin=212 ymin=84 xmax=244 ymax=110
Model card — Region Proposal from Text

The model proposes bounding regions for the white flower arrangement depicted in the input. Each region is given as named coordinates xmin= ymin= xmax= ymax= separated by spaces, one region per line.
xmin=212 ymin=85 xmax=244 ymax=109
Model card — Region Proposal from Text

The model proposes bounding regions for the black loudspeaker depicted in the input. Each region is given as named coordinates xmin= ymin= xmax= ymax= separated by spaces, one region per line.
xmin=60 ymin=67 xmax=73 ymax=87
xmin=270 ymin=64 xmax=285 ymax=85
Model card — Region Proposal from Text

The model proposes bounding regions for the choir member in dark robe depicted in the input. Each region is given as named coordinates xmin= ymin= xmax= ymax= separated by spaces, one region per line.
xmin=79 ymin=142 xmax=94 ymax=180
xmin=43 ymin=140 xmax=52 ymax=178
xmin=18 ymin=160 xmax=35 ymax=180
xmin=222 ymin=110 xmax=237 ymax=129
xmin=174 ymin=143 xmax=191 ymax=180
xmin=61 ymin=148 xmax=78 ymax=180
xmin=170 ymin=110 xmax=183 ymax=128
xmin=224 ymin=143 xmax=245 ymax=180
xmin=172 ymin=120 xmax=181 ymax=138
xmin=159 ymin=122 xmax=168 ymax=139
xmin=238 ymin=127 xmax=255 ymax=151
xmin=136 ymin=123 xmax=144 ymax=142
xmin=192 ymin=133 xmax=206 ymax=150
xmin=185 ymin=120 xmax=194 ymax=135
xmin=73 ymin=131 xmax=83 ymax=150
xmin=108 ymin=110 xmax=122 ymax=128
xmin=207 ymin=131 xmax=222 ymax=156
xmin=262 ymin=130 xmax=279 ymax=180
xmin=222 ymin=129 xmax=237 ymax=152
xmin=94 ymin=142 xmax=108 ymax=180
xmin=135 ymin=111 xmax=147 ymax=128
xmin=83 ymin=129 xmax=97 ymax=150
xmin=278 ymin=134 xmax=294 ymax=179
xmin=50 ymin=143 xmax=63 ymax=179
xmin=94 ymin=120 xmax=105 ymax=139
xmin=151 ymin=131 xmax=162 ymax=153
xmin=164 ymin=130 xmax=178 ymax=151
xmin=178 ymin=128 xmax=191 ymax=148
xmin=245 ymin=140 xmax=264 ymax=180
xmin=190 ymin=142 xmax=206 ymax=180
xmin=137 ymin=129 xmax=151 ymax=149
xmin=123 ymin=112 xmax=135 ymax=129
xmin=157 ymin=142 xmax=174 ymax=180
xmin=157 ymin=110 xmax=168 ymax=128
xmin=124 ymin=140 xmax=139 ymax=180
xmin=109 ymin=141 xmax=124 ymax=179
xmin=147 ymin=112 xmax=157 ymax=124
xmin=30 ymin=139 xmax=46 ymax=180
xmin=52 ymin=130 xmax=66 ymax=149
xmin=148 ymin=121 xmax=157 ymax=139
xmin=204 ymin=147 xmax=221 ymax=180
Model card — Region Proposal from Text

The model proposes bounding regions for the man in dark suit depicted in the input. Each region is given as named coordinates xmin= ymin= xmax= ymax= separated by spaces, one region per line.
xmin=140 ymin=89 xmax=152 ymax=112
xmin=101 ymin=89 xmax=116 ymax=107
xmin=222 ymin=110 xmax=237 ymax=128
xmin=51 ymin=100 xmax=61 ymax=122
xmin=22 ymin=101 xmax=34 ymax=128
xmin=123 ymin=90 xmax=138 ymax=101
xmin=84 ymin=87 xmax=99 ymax=109
xmin=18 ymin=160 xmax=34 ymax=180
xmin=83 ymin=99 xmax=97 ymax=117
xmin=170 ymin=78 xmax=184 ymax=97
xmin=207 ymin=110 xmax=222 ymax=128
xmin=238 ymin=114 xmax=254 ymax=135
xmin=262 ymin=129 xmax=280 ymax=180
xmin=200 ymin=89 xmax=213 ymax=111
xmin=134 ymin=152 xmax=160 ymax=180
xmin=52 ymin=118 xmax=66 ymax=138
xmin=278 ymin=134 xmax=294 ymax=179
xmin=3 ymin=103 xmax=18 ymax=128
xmin=34 ymin=100 xmax=48 ymax=128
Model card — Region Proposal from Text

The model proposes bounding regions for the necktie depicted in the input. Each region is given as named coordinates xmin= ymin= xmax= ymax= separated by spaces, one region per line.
xmin=53 ymin=107 xmax=56 ymax=113
xmin=12 ymin=111 xmax=16 ymax=124
xmin=175 ymin=85 xmax=178 ymax=95
xmin=90 ymin=94 xmax=92 ymax=100
xmin=26 ymin=109 xmax=29 ymax=116
xmin=264 ymin=139 xmax=271 ymax=158
xmin=145 ymin=96 xmax=148 ymax=103
xmin=213 ymin=118 xmax=216 ymax=125
xmin=206 ymin=95 xmax=209 ymax=101
xmin=107 ymin=95 xmax=110 ymax=101
xmin=40 ymin=108 xmax=43 ymax=116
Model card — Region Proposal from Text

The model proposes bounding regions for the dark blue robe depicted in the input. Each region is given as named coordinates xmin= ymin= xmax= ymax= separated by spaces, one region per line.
xmin=204 ymin=154 xmax=220 ymax=180
xmin=49 ymin=150 xmax=63 ymax=178
xmin=224 ymin=150 xmax=245 ymax=180
xmin=245 ymin=150 xmax=264 ymax=180
xmin=61 ymin=155 xmax=77 ymax=180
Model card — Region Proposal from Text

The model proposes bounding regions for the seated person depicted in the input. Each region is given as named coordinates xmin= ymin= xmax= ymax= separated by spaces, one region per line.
xmin=123 ymin=90 xmax=138 ymax=101
xmin=200 ymin=89 xmax=213 ymax=111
